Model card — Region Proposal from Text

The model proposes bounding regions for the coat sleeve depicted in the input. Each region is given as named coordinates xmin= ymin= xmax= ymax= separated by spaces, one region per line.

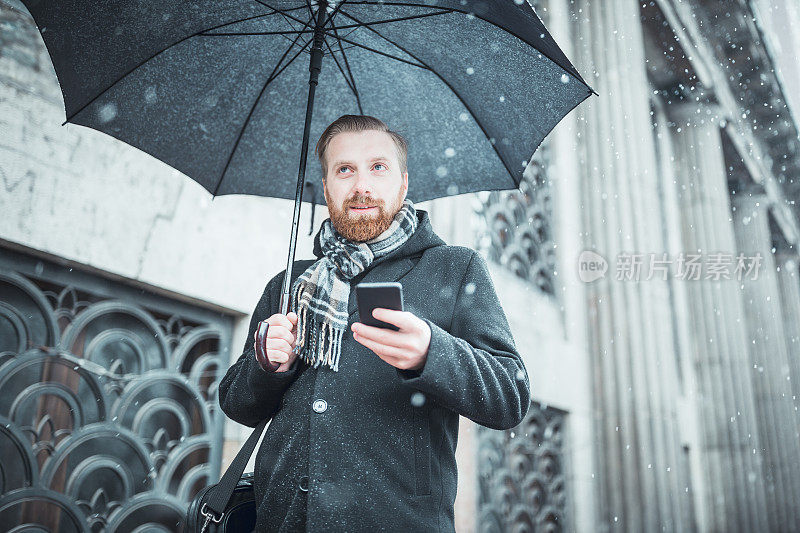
xmin=395 ymin=251 xmax=531 ymax=430
xmin=218 ymin=271 xmax=302 ymax=428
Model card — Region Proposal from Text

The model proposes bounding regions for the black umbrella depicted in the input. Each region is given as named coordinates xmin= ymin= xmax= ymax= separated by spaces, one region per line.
xmin=21 ymin=0 xmax=596 ymax=363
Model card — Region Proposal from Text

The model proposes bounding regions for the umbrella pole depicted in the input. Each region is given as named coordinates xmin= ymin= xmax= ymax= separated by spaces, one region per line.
xmin=278 ymin=4 xmax=328 ymax=314
xmin=260 ymin=2 xmax=328 ymax=373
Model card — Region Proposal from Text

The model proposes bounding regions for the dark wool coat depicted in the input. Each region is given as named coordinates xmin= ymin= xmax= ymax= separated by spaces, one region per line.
xmin=218 ymin=209 xmax=531 ymax=532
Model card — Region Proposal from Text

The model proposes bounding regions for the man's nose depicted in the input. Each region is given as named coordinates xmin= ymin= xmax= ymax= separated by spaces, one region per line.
xmin=351 ymin=171 xmax=372 ymax=195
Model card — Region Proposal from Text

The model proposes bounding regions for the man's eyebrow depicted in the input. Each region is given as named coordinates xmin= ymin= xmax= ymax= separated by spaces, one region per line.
xmin=330 ymin=156 xmax=390 ymax=167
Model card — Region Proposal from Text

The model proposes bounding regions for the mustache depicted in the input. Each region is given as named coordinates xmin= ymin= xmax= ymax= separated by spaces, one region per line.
xmin=346 ymin=197 xmax=383 ymax=207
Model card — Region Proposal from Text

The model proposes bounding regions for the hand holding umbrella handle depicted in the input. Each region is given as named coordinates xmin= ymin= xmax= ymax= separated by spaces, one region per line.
xmin=254 ymin=320 xmax=282 ymax=373
xmin=255 ymin=272 xmax=301 ymax=373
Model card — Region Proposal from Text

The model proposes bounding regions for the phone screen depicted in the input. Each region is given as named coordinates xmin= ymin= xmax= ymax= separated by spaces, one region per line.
xmin=355 ymin=282 xmax=404 ymax=331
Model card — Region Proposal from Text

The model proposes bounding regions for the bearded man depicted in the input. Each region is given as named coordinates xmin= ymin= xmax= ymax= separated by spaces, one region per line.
xmin=219 ymin=114 xmax=530 ymax=532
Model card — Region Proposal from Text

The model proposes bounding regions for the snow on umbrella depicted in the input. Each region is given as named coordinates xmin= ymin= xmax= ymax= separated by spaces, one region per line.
xmin=20 ymin=0 xmax=597 ymax=368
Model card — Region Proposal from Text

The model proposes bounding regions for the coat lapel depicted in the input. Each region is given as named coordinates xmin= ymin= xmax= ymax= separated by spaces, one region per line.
xmin=348 ymin=257 xmax=416 ymax=318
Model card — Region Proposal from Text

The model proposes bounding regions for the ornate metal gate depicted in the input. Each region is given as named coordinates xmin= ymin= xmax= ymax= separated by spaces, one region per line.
xmin=474 ymin=141 xmax=557 ymax=297
xmin=0 ymin=246 xmax=232 ymax=531
xmin=478 ymin=401 xmax=568 ymax=533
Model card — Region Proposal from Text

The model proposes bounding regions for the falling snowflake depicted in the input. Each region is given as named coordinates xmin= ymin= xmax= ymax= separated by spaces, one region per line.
xmin=144 ymin=86 xmax=157 ymax=104
xmin=98 ymin=102 xmax=117 ymax=123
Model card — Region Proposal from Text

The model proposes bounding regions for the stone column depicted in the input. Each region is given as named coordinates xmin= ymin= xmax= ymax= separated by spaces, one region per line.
xmin=651 ymin=98 xmax=711 ymax=532
xmin=546 ymin=0 xmax=601 ymax=529
xmin=731 ymin=191 xmax=800 ymax=527
xmin=571 ymin=1 xmax=692 ymax=530
xmin=667 ymin=102 xmax=770 ymax=532
xmin=773 ymin=242 xmax=800 ymax=401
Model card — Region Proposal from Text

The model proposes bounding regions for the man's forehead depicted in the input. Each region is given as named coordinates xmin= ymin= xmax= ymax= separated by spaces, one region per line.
xmin=328 ymin=131 xmax=398 ymax=161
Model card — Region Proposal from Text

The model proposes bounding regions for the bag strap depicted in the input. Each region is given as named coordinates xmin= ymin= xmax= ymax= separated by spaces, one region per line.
xmin=204 ymin=418 xmax=268 ymax=518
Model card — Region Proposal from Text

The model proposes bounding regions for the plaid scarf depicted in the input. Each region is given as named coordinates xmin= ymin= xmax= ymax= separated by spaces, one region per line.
xmin=290 ymin=199 xmax=418 ymax=371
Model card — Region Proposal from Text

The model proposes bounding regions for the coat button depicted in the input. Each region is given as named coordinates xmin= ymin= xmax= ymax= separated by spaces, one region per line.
xmin=298 ymin=475 xmax=309 ymax=492
xmin=312 ymin=399 xmax=327 ymax=413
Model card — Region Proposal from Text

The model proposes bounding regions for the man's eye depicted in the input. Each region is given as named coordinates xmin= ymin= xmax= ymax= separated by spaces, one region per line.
xmin=374 ymin=163 xmax=385 ymax=171
xmin=338 ymin=166 xmax=350 ymax=173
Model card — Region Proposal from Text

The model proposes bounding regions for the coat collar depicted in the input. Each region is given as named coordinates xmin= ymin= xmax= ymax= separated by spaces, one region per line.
xmin=311 ymin=209 xmax=446 ymax=317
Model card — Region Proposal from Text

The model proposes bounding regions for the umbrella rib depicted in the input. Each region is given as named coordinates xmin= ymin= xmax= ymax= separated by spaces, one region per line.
xmin=330 ymin=25 xmax=365 ymax=114
xmin=327 ymin=1 xmax=346 ymax=20
xmin=251 ymin=0 xmax=323 ymax=33
xmin=338 ymin=8 xmax=520 ymax=183
xmin=254 ymin=2 xmax=424 ymax=68
xmin=61 ymin=7 xmax=306 ymax=125
xmin=200 ymin=29 xmax=317 ymax=36
xmin=203 ymin=0 xmax=345 ymax=39
xmin=323 ymin=0 xmax=347 ymax=28
xmin=213 ymin=4 xmax=307 ymax=30
xmin=250 ymin=0 xmax=314 ymax=46
xmin=257 ymin=1 xmax=365 ymax=111
xmin=250 ymin=1 xmax=451 ymax=43
xmin=279 ymin=3 xmax=313 ymax=46
xmin=252 ymin=0 xmax=356 ymax=48
xmin=337 ymin=0 xmax=456 ymax=10
xmin=249 ymin=0 xmax=346 ymax=47
xmin=264 ymin=14 xmax=316 ymax=84
xmin=325 ymin=9 xmax=455 ymax=31
xmin=212 ymin=15 xmax=316 ymax=196
xmin=250 ymin=0 xmax=340 ymax=30
xmin=343 ymin=1 xmax=598 ymax=95
xmin=322 ymin=30 xmax=427 ymax=69
xmin=323 ymin=38 xmax=363 ymax=114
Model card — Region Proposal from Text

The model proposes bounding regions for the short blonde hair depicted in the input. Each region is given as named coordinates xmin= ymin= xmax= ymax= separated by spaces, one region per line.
xmin=315 ymin=114 xmax=408 ymax=180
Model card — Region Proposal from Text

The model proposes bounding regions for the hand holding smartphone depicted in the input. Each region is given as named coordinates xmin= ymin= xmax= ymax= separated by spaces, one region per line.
xmin=355 ymin=282 xmax=404 ymax=331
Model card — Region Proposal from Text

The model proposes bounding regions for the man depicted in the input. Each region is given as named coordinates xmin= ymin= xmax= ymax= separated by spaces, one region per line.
xmin=218 ymin=114 xmax=531 ymax=532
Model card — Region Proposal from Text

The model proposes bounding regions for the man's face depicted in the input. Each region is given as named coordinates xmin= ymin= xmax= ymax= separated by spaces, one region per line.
xmin=322 ymin=130 xmax=409 ymax=243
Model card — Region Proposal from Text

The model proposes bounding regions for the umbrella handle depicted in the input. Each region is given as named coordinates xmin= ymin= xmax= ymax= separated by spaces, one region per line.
xmin=254 ymin=320 xmax=281 ymax=372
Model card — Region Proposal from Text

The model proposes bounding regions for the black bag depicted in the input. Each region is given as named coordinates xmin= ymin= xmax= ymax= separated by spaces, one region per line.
xmin=186 ymin=418 xmax=268 ymax=532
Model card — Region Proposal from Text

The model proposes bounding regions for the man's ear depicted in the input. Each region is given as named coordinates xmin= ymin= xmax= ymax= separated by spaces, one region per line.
xmin=403 ymin=172 xmax=409 ymax=198
xmin=321 ymin=174 xmax=330 ymax=200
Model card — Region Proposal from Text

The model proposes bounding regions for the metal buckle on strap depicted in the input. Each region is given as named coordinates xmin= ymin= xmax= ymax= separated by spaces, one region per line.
xmin=200 ymin=503 xmax=224 ymax=533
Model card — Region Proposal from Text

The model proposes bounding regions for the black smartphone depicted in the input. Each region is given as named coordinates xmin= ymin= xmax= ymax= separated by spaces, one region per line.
xmin=355 ymin=282 xmax=404 ymax=331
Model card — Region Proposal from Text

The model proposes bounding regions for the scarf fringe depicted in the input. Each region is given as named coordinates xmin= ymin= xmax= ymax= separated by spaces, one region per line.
xmin=295 ymin=302 xmax=344 ymax=372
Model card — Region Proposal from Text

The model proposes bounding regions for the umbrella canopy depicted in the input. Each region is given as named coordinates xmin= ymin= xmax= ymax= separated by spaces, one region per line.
xmin=22 ymin=0 xmax=596 ymax=205
xmin=23 ymin=0 xmax=598 ymax=372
